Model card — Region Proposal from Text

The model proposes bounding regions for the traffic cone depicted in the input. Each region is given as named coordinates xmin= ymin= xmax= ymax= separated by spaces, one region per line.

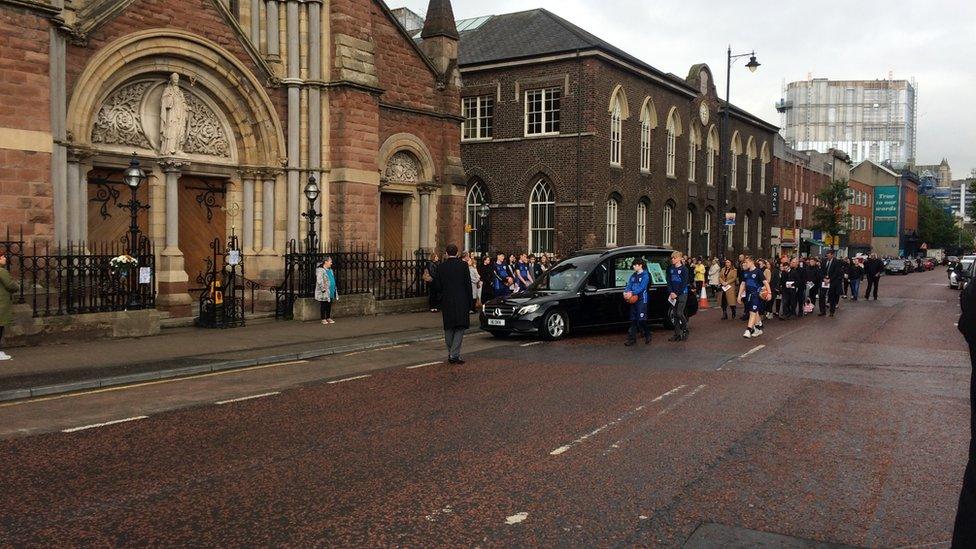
xmin=699 ymin=285 xmax=709 ymax=310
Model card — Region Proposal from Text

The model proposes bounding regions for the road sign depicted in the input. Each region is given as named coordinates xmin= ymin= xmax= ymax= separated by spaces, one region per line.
xmin=724 ymin=212 xmax=736 ymax=226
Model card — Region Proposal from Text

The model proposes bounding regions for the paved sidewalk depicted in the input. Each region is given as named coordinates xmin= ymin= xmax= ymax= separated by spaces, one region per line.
xmin=0 ymin=311 xmax=462 ymax=396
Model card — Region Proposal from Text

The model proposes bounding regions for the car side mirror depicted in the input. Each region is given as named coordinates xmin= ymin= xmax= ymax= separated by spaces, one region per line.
xmin=583 ymin=285 xmax=598 ymax=294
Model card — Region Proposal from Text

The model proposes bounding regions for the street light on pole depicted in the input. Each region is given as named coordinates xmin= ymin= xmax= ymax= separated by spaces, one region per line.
xmin=477 ymin=203 xmax=490 ymax=256
xmin=301 ymin=174 xmax=322 ymax=252
xmin=717 ymin=48 xmax=760 ymax=258
xmin=121 ymin=153 xmax=149 ymax=309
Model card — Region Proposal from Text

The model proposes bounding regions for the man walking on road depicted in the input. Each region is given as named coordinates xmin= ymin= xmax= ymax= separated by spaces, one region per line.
xmin=430 ymin=244 xmax=473 ymax=364
xmin=819 ymin=250 xmax=845 ymax=317
xmin=667 ymin=251 xmax=691 ymax=342
xmin=864 ymin=253 xmax=883 ymax=300
xmin=623 ymin=258 xmax=651 ymax=346
xmin=952 ymin=274 xmax=976 ymax=545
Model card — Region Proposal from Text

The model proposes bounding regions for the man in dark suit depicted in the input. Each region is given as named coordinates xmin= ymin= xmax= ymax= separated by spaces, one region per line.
xmin=819 ymin=250 xmax=845 ymax=317
xmin=430 ymin=244 xmax=473 ymax=364
xmin=863 ymin=253 xmax=883 ymax=300
xmin=953 ymin=278 xmax=976 ymax=544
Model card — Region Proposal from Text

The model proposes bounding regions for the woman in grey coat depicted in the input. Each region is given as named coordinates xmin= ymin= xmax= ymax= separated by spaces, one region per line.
xmin=0 ymin=254 xmax=18 ymax=360
xmin=314 ymin=256 xmax=338 ymax=325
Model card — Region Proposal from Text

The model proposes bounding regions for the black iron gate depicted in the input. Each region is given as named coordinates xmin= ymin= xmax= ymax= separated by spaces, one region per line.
xmin=195 ymin=234 xmax=245 ymax=328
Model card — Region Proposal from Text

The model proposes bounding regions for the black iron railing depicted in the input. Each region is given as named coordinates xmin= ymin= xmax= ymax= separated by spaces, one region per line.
xmin=274 ymin=240 xmax=431 ymax=319
xmin=18 ymin=239 xmax=156 ymax=318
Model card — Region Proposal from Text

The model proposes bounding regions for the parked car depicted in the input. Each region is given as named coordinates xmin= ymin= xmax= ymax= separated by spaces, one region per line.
xmin=885 ymin=259 xmax=909 ymax=275
xmin=480 ymin=246 xmax=698 ymax=340
xmin=950 ymin=256 xmax=976 ymax=289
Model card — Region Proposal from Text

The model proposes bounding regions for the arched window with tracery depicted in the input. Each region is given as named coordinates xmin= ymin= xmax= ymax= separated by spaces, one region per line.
xmin=529 ymin=179 xmax=555 ymax=254
xmin=666 ymin=109 xmax=681 ymax=177
xmin=465 ymin=181 xmax=486 ymax=253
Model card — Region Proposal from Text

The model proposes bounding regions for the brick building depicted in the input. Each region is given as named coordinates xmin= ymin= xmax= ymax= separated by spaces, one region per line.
xmin=453 ymin=9 xmax=777 ymax=259
xmin=0 ymin=0 xmax=464 ymax=317
xmin=851 ymin=159 xmax=920 ymax=257
xmin=770 ymin=135 xmax=831 ymax=256
xmin=846 ymin=176 xmax=874 ymax=255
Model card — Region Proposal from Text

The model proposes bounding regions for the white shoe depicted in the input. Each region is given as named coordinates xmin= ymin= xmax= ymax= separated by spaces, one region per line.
xmin=0 ymin=352 xmax=10 ymax=360
xmin=753 ymin=328 xmax=763 ymax=337
xmin=321 ymin=320 xmax=329 ymax=325
xmin=742 ymin=329 xmax=752 ymax=338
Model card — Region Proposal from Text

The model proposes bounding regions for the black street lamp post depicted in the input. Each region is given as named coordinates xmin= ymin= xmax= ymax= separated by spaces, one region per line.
xmin=717 ymin=48 xmax=760 ymax=258
xmin=477 ymin=203 xmax=490 ymax=257
xmin=302 ymin=174 xmax=322 ymax=252
xmin=121 ymin=154 xmax=149 ymax=310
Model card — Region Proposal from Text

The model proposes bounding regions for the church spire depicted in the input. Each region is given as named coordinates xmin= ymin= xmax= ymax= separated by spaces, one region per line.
xmin=421 ymin=0 xmax=459 ymax=40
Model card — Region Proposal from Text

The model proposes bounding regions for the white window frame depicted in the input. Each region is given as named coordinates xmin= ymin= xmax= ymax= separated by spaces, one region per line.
xmin=461 ymin=95 xmax=493 ymax=141
xmin=640 ymin=119 xmax=651 ymax=172
xmin=757 ymin=215 xmax=763 ymax=250
xmin=464 ymin=182 xmax=486 ymax=252
xmin=706 ymin=131 xmax=716 ymax=186
xmin=760 ymin=161 xmax=766 ymax=194
xmin=636 ymin=201 xmax=647 ymax=245
xmin=730 ymin=154 xmax=738 ymax=189
xmin=745 ymin=156 xmax=753 ymax=192
xmin=610 ymin=100 xmax=622 ymax=166
xmin=743 ymin=213 xmax=750 ymax=249
xmin=685 ymin=208 xmax=693 ymax=255
xmin=663 ymin=204 xmax=673 ymax=246
xmin=528 ymin=179 xmax=556 ymax=254
xmin=606 ymin=197 xmax=619 ymax=246
xmin=703 ymin=210 xmax=711 ymax=254
xmin=666 ymin=113 xmax=677 ymax=177
xmin=524 ymin=87 xmax=561 ymax=137
xmin=688 ymin=134 xmax=696 ymax=182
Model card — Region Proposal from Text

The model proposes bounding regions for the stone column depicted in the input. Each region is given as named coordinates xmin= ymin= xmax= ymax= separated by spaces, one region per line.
xmin=66 ymin=149 xmax=89 ymax=245
xmin=266 ymin=0 xmax=280 ymax=59
xmin=284 ymin=0 xmax=301 ymax=244
xmin=262 ymin=173 xmax=276 ymax=253
xmin=250 ymin=0 xmax=261 ymax=48
xmin=156 ymin=159 xmax=191 ymax=318
xmin=418 ymin=184 xmax=437 ymax=251
xmin=308 ymin=0 xmax=323 ymax=244
xmin=50 ymin=23 xmax=68 ymax=247
xmin=242 ymin=172 xmax=256 ymax=254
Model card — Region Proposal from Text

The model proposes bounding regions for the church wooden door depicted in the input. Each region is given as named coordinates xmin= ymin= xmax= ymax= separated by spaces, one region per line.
xmin=179 ymin=176 xmax=227 ymax=290
xmin=380 ymin=193 xmax=404 ymax=257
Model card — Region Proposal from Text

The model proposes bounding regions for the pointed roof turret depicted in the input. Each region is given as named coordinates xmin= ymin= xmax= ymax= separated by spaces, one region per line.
xmin=421 ymin=0 xmax=459 ymax=40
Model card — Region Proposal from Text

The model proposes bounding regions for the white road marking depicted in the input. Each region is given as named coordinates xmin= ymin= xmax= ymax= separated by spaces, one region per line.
xmin=505 ymin=512 xmax=528 ymax=525
xmin=406 ymin=361 xmax=443 ymax=370
xmin=520 ymin=341 xmax=543 ymax=347
xmin=327 ymin=374 xmax=371 ymax=384
xmin=215 ymin=391 xmax=280 ymax=405
xmin=62 ymin=415 xmax=148 ymax=433
xmin=739 ymin=344 xmax=765 ymax=358
xmin=344 ymin=344 xmax=407 ymax=357
xmin=549 ymin=385 xmax=686 ymax=456
xmin=606 ymin=385 xmax=706 ymax=452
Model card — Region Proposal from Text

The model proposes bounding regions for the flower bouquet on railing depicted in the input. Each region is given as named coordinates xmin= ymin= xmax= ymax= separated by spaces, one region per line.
xmin=109 ymin=254 xmax=139 ymax=277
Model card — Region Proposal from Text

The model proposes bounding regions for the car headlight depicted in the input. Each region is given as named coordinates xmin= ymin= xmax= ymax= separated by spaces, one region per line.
xmin=518 ymin=304 xmax=540 ymax=316
xmin=951 ymin=272 xmax=957 ymax=281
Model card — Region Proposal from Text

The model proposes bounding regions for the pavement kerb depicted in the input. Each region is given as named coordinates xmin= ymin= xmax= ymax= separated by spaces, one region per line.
xmin=0 ymin=330 xmax=465 ymax=404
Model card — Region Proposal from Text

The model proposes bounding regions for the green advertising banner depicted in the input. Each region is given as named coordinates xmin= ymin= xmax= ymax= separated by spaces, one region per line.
xmin=873 ymin=186 xmax=899 ymax=237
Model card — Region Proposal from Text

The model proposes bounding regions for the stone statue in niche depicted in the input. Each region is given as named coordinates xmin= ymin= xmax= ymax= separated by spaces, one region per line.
xmin=159 ymin=73 xmax=189 ymax=156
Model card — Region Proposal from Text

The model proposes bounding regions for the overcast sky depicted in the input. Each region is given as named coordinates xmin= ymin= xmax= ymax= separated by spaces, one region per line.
xmin=394 ymin=0 xmax=976 ymax=178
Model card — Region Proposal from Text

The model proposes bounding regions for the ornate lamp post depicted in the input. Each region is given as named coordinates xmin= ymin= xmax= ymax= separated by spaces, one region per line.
xmin=301 ymin=174 xmax=322 ymax=252
xmin=717 ymin=48 xmax=760 ymax=257
xmin=121 ymin=153 xmax=149 ymax=309
xmin=477 ymin=203 xmax=490 ymax=256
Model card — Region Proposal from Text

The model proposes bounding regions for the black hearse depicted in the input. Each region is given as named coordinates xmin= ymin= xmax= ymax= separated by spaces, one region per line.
xmin=480 ymin=246 xmax=699 ymax=340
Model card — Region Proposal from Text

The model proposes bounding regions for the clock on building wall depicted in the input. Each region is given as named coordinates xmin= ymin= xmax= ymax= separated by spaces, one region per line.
xmin=699 ymin=102 xmax=709 ymax=126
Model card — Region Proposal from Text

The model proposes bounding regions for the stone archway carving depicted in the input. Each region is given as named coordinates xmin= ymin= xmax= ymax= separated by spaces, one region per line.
xmin=68 ymin=28 xmax=285 ymax=166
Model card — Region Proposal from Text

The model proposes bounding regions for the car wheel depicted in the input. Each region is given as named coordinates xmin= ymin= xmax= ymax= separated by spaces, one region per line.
xmin=541 ymin=309 xmax=568 ymax=341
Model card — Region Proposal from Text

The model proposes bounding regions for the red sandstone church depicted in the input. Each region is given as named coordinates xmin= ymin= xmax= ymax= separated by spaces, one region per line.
xmin=0 ymin=0 xmax=465 ymax=317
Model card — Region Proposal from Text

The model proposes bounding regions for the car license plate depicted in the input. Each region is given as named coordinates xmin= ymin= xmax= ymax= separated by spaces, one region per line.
xmin=488 ymin=319 xmax=505 ymax=327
